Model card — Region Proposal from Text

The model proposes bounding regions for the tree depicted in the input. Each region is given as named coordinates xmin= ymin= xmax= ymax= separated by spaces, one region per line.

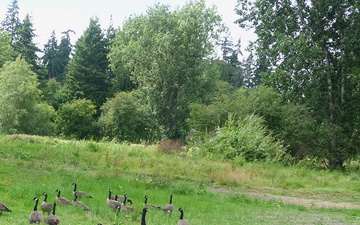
xmin=0 ymin=57 xmax=53 ymax=134
xmin=1 ymin=0 xmax=20 ymax=44
xmin=42 ymin=30 xmax=73 ymax=82
xmin=42 ymin=30 xmax=59 ymax=79
xmin=109 ymin=0 xmax=224 ymax=139
xmin=64 ymin=17 xmax=111 ymax=110
xmin=218 ymin=34 xmax=244 ymax=88
xmin=57 ymin=29 xmax=74 ymax=83
xmin=0 ymin=28 xmax=15 ymax=67
xmin=235 ymin=0 xmax=360 ymax=168
xmin=15 ymin=14 xmax=41 ymax=72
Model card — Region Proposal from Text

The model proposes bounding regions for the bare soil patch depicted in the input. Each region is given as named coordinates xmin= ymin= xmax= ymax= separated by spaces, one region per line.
xmin=209 ymin=187 xmax=360 ymax=209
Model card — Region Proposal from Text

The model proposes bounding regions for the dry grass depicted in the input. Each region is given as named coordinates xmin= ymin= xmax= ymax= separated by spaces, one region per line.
xmin=157 ymin=138 xmax=185 ymax=153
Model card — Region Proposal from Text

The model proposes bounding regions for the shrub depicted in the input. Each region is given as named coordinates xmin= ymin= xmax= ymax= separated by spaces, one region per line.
xmin=98 ymin=92 xmax=152 ymax=143
xmin=56 ymin=99 xmax=97 ymax=139
xmin=203 ymin=114 xmax=286 ymax=162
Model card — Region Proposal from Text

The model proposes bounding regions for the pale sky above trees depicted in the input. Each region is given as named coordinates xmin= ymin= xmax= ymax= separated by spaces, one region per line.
xmin=0 ymin=0 xmax=256 ymax=57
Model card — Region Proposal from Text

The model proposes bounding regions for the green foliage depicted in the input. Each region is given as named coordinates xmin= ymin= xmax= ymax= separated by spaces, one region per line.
xmin=98 ymin=92 xmax=152 ymax=143
xmin=56 ymin=99 xmax=97 ymax=139
xmin=1 ymin=0 xmax=20 ymax=44
xmin=109 ymin=0 xmax=224 ymax=139
xmin=42 ymin=29 xmax=73 ymax=83
xmin=0 ymin=57 xmax=43 ymax=134
xmin=203 ymin=114 xmax=285 ymax=162
xmin=65 ymin=17 xmax=112 ymax=110
xmin=43 ymin=78 xmax=62 ymax=109
xmin=0 ymin=28 xmax=15 ymax=67
xmin=188 ymin=86 xmax=279 ymax=136
xmin=30 ymin=103 xmax=56 ymax=136
xmin=235 ymin=0 xmax=360 ymax=168
xmin=14 ymin=14 xmax=41 ymax=71
xmin=188 ymin=86 xmax=343 ymax=167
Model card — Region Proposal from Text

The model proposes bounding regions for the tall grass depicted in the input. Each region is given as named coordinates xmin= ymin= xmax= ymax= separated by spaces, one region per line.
xmin=0 ymin=134 xmax=359 ymax=224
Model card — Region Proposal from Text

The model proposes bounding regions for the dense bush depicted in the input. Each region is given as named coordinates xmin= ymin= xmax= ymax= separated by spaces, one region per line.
xmin=202 ymin=114 xmax=286 ymax=162
xmin=28 ymin=103 xmax=56 ymax=136
xmin=56 ymin=99 xmax=97 ymax=139
xmin=98 ymin=92 xmax=152 ymax=143
xmin=188 ymin=86 xmax=344 ymax=167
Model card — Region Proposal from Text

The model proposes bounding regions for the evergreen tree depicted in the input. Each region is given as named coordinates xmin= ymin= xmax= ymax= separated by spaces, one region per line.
xmin=42 ymin=30 xmax=73 ymax=82
xmin=57 ymin=29 xmax=74 ymax=83
xmin=15 ymin=14 xmax=41 ymax=72
xmin=65 ymin=17 xmax=112 ymax=111
xmin=1 ymin=0 xmax=20 ymax=44
xmin=219 ymin=34 xmax=244 ymax=88
xmin=42 ymin=30 xmax=59 ymax=79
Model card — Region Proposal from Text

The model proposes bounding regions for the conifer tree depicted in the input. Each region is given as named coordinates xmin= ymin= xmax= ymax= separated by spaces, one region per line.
xmin=65 ymin=17 xmax=112 ymax=111
xmin=1 ymin=0 xmax=20 ymax=44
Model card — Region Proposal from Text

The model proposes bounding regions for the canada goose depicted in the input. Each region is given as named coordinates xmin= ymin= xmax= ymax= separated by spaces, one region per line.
xmin=141 ymin=208 xmax=148 ymax=225
xmin=29 ymin=197 xmax=42 ymax=223
xmin=120 ymin=194 xmax=133 ymax=212
xmin=72 ymin=193 xmax=90 ymax=211
xmin=72 ymin=182 xmax=92 ymax=198
xmin=177 ymin=208 xmax=189 ymax=225
xmin=144 ymin=196 xmax=160 ymax=209
xmin=115 ymin=194 xmax=133 ymax=205
xmin=111 ymin=193 xmax=133 ymax=204
xmin=41 ymin=192 xmax=53 ymax=215
xmin=44 ymin=202 xmax=61 ymax=225
xmin=55 ymin=189 xmax=71 ymax=205
xmin=106 ymin=189 xmax=121 ymax=210
xmin=0 ymin=202 xmax=11 ymax=215
xmin=163 ymin=194 xmax=174 ymax=216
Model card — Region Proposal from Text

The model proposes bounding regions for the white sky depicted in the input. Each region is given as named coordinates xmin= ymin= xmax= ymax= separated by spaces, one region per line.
xmin=0 ymin=0 xmax=256 ymax=57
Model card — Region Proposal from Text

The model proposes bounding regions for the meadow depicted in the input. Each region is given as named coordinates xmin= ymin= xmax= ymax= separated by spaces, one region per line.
xmin=0 ymin=134 xmax=359 ymax=224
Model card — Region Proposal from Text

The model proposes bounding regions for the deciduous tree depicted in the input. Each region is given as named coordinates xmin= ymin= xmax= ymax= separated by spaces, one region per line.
xmin=0 ymin=28 xmax=15 ymax=67
xmin=235 ymin=0 xmax=360 ymax=168
xmin=109 ymin=0 xmax=224 ymax=139
xmin=0 ymin=57 xmax=54 ymax=134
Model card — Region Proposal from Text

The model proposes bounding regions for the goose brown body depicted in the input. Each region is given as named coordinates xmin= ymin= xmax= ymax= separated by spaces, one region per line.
xmin=44 ymin=202 xmax=61 ymax=225
xmin=144 ymin=195 xmax=160 ymax=209
xmin=0 ymin=202 xmax=11 ymax=214
xmin=163 ymin=194 xmax=174 ymax=216
xmin=29 ymin=197 xmax=42 ymax=224
xmin=177 ymin=208 xmax=189 ymax=225
xmin=72 ymin=182 xmax=92 ymax=198
xmin=106 ymin=189 xmax=121 ymax=210
xmin=55 ymin=189 xmax=71 ymax=205
xmin=72 ymin=193 xmax=90 ymax=211
xmin=120 ymin=194 xmax=133 ymax=212
xmin=41 ymin=192 xmax=53 ymax=215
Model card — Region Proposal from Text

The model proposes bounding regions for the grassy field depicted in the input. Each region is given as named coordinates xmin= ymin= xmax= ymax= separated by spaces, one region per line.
xmin=0 ymin=134 xmax=360 ymax=224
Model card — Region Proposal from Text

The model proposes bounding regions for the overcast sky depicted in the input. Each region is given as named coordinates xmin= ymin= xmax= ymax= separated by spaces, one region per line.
xmin=0 ymin=0 xmax=256 ymax=57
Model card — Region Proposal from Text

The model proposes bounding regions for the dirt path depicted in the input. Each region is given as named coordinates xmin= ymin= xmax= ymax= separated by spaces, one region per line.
xmin=209 ymin=187 xmax=360 ymax=209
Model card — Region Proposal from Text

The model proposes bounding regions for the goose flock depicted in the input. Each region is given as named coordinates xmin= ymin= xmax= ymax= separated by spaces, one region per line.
xmin=0 ymin=182 xmax=189 ymax=225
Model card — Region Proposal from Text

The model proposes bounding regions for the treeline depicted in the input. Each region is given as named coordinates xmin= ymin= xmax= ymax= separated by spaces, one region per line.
xmin=0 ymin=0 xmax=360 ymax=170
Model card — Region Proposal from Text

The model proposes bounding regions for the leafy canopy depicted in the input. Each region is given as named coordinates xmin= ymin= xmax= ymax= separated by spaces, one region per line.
xmin=109 ymin=0 xmax=224 ymax=139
